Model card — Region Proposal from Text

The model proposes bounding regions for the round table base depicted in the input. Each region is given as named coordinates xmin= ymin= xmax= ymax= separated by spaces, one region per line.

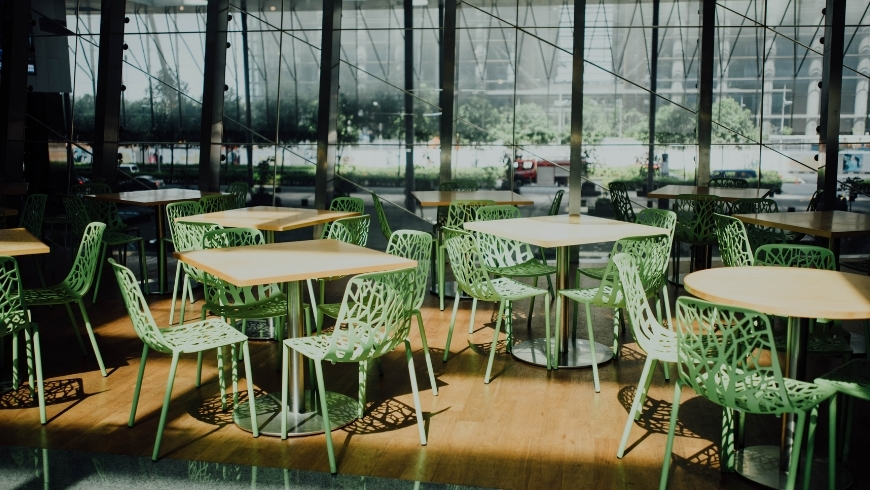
xmin=233 ymin=391 xmax=358 ymax=437
xmin=735 ymin=446 xmax=852 ymax=490
xmin=511 ymin=337 xmax=613 ymax=368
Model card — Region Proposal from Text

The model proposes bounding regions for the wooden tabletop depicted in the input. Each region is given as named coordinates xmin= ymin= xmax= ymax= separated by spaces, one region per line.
xmin=0 ymin=228 xmax=50 ymax=256
xmin=175 ymin=239 xmax=416 ymax=286
xmin=86 ymin=189 xmax=222 ymax=206
xmin=0 ymin=207 xmax=18 ymax=217
xmin=685 ymin=267 xmax=870 ymax=320
xmin=411 ymin=190 xmax=534 ymax=207
xmin=647 ymin=185 xmax=772 ymax=202
xmin=732 ymin=211 xmax=870 ymax=239
xmin=464 ymin=214 xmax=665 ymax=248
xmin=0 ymin=182 xmax=28 ymax=196
xmin=177 ymin=206 xmax=359 ymax=232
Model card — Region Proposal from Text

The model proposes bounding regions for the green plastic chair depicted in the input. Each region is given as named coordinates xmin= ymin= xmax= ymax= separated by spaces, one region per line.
xmin=442 ymin=227 xmax=552 ymax=379
xmin=173 ymin=221 xmax=224 ymax=325
xmin=72 ymin=183 xmax=137 ymax=235
xmin=24 ymin=221 xmax=108 ymax=377
xmin=713 ymin=213 xmax=754 ymax=267
xmin=20 ymin=194 xmax=48 ymax=287
xmin=226 ymin=182 xmax=249 ymax=209
xmin=165 ymin=201 xmax=202 ymax=324
xmin=536 ymin=190 xmax=566 ymax=266
xmin=731 ymin=198 xmax=787 ymax=248
xmin=559 ymin=234 xmax=670 ymax=392
xmin=320 ymin=197 xmax=365 ymax=239
xmin=0 ymin=256 xmax=46 ymax=424
xmin=110 ymin=258 xmax=258 ymax=461
xmin=281 ymin=267 xmax=426 ymax=473
xmin=814 ymin=359 xmax=870 ymax=489
xmin=433 ymin=180 xmax=479 ymax=235
xmin=437 ymin=199 xmax=496 ymax=311
xmin=610 ymin=182 xmax=636 ymax=223
xmin=69 ymin=183 xmax=111 ymax=197
xmin=371 ymin=192 xmax=393 ymax=240
xmin=660 ymin=296 xmax=834 ymax=490
xmin=199 ymin=194 xmax=235 ymax=214
xmin=612 ymin=253 xmax=676 ymax=458
xmin=671 ymin=194 xmax=720 ymax=284
xmin=475 ymin=205 xmax=555 ymax=328
xmin=316 ymin=230 xmax=438 ymax=395
xmin=708 ymin=177 xmax=748 ymax=188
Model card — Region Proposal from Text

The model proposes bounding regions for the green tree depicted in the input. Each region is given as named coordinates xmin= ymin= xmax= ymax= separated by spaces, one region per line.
xmin=500 ymin=104 xmax=557 ymax=145
xmin=712 ymin=97 xmax=757 ymax=145
xmin=654 ymin=103 xmax=696 ymax=144
xmin=456 ymin=96 xmax=501 ymax=144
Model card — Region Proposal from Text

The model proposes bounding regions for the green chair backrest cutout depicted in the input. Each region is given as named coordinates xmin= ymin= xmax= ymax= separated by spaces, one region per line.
xmin=443 ymin=227 xmax=500 ymax=302
xmin=322 ymin=197 xmax=365 ymax=238
xmin=165 ymin=201 xmax=202 ymax=244
xmin=440 ymin=180 xmax=478 ymax=192
xmin=474 ymin=205 xmax=536 ymax=271
xmin=227 ymin=182 xmax=249 ymax=209
xmin=203 ymin=227 xmax=264 ymax=249
xmin=475 ymin=204 xmax=520 ymax=222
xmin=386 ymin=230 xmax=433 ymax=311
xmin=713 ymin=213 xmax=754 ymax=267
xmin=199 ymin=194 xmax=235 ymax=214
xmin=612 ymin=253 xmax=673 ymax=357
xmin=708 ymin=177 xmax=749 ymax=189
xmin=110 ymin=259 xmax=174 ymax=354
xmin=731 ymin=198 xmax=785 ymax=248
xmin=69 ymin=183 xmax=111 ymax=196
xmin=636 ymin=208 xmax=677 ymax=246
xmin=731 ymin=198 xmax=778 ymax=215
xmin=674 ymin=194 xmax=719 ymax=246
xmin=201 ymin=228 xmax=277 ymax=310
xmin=597 ymin=234 xmax=671 ymax=306
xmin=327 ymin=215 xmax=370 ymax=247
xmin=20 ymin=194 xmax=47 ymax=237
xmin=547 ymin=190 xmax=565 ymax=216
xmin=60 ymin=194 xmax=91 ymax=239
xmin=807 ymin=189 xmax=823 ymax=211
xmin=0 ymin=256 xmax=29 ymax=335
xmin=67 ymin=222 xmax=107 ymax=296
xmin=371 ymin=192 xmax=393 ymax=240
xmin=609 ymin=182 xmax=636 ymax=223
xmin=754 ymin=244 xmax=835 ymax=270
xmin=445 ymin=200 xmax=496 ymax=229
xmin=175 ymin=221 xmax=223 ymax=281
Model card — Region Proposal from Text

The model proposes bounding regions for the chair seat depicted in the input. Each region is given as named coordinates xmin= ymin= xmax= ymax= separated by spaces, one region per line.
xmin=318 ymin=302 xmax=342 ymax=320
xmin=205 ymin=292 xmax=290 ymax=320
xmin=814 ymin=359 xmax=870 ymax=401
xmin=490 ymin=277 xmax=549 ymax=301
xmin=284 ymin=335 xmax=333 ymax=361
xmin=773 ymin=331 xmax=852 ymax=356
xmin=577 ymin=265 xmax=607 ymax=281
xmin=103 ymin=231 xmax=143 ymax=246
xmin=161 ymin=319 xmax=249 ymax=354
xmin=707 ymin=374 xmax=835 ymax=414
xmin=486 ymin=259 xmax=556 ymax=278
xmin=840 ymin=259 xmax=870 ymax=274
xmin=560 ymin=285 xmax=623 ymax=306
xmin=24 ymin=284 xmax=79 ymax=305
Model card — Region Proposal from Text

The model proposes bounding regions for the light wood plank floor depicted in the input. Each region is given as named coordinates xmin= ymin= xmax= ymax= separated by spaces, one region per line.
xmin=1 ymin=252 xmax=867 ymax=490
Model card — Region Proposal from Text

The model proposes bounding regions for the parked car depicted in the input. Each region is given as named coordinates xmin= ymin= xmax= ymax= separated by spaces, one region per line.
xmin=711 ymin=169 xmax=758 ymax=179
xmin=118 ymin=175 xmax=164 ymax=191
xmin=119 ymin=163 xmax=140 ymax=174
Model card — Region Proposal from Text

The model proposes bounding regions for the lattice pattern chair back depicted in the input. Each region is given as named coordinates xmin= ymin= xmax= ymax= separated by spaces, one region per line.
xmin=547 ymin=190 xmax=565 ymax=216
xmin=0 ymin=257 xmax=29 ymax=336
xmin=713 ymin=213 xmax=754 ymax=267
xmin=66 ymin=222 xmax=107 ymax=296
xmin=386 ymin=230 xmax=433 ymax=311
xmin=807 ymin=189 xmax=823 ymax=211
xmin=474 ymin=205 xmax=535 ymax=270
xmin=327 ymin=215 xmax=370 ymax=247
xmin=199 ymin=194 xmax=234 ymax=214
xmin=675 ymin=297 xmax=792 ymax=414
xmin=202 ymin=228 xmax=277 ymax=308
xmin=110 ymin=259 xmax=173 ymax=353
xmin=609 ymin=182 xmax=636 ymax=223
xmin=371 ymin=192 xmax=393 ymax=239
xmin=731 ymin=198 xmax=786 ymax=248
xmin=443 ymin=227 xmax=499 ymax=301
xmin=69 ymin=183 xmax=111 ymax=196
xmin=754 ymin=244 xmax=835 ymax=270
xmin=708 ymin=177 xmax=749 ymax=189
xmin=613 ymin=253 xmax=674 ymax=357
xmin=323 ymin=268 xmax=415 ymax=362
xmin=60 ymin=194 xmax=90 ymax=237
xmin=321 ymin=197 xmax=365 ymax=238
xmin=599 ymin=234 xmax=670 ymax=305
xmin=636 ymin=208 xmax=677 ymax=246
xmin=731 ymin=198 xmax=777 ymax=215
xmin=226 ymin=182 xmax=249 ymax=209
xmin=673 ymin=194 xmax=719 ymax=245
xmin=476 ymin=204 xmax=520 ymax=222
xmin=165 ymin=201 xmax=201 ymax=244
xmin=175 ymin=221 xmax=223 ymax=280
xmin=203 ymin=227 xmax=264 ymax=249
xmin=435 ymin=181 xmax=479 ymax=228
xmin=20 ymin=194 xmax=47 ymax=237
xmin=445 ymin=200 xmax=496 ymax=229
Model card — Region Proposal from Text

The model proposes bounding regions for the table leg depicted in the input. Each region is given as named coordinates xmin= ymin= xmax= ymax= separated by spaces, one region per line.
xmin=830 ymin=237 xmax=841 ymax=270
xmin=157 ymin=204 xmax=166 ymax=294
xmin=232 ymin=281 xmax=358 ymax=437
xmin=511 ymin=245 xmax=612 ymax=369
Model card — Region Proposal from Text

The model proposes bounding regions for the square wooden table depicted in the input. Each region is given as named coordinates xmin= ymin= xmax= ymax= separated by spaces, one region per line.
xmin=411 ymin=190 xmax=534 ymax=207
xmin=0 ymin=207 xmax=18 ymax=218
xmin=647 ymin=185 xmax=772 ymax=205
xmin=733 ymin=211 xmax=870 ymax=263
xmin=0 ymin=228 xmax=50 ymax=256
xmin=176 ymin=239 xmax=416 ymax=437
xmin=86 ymin=189 xmax=222 ymax=294
xmin=464 ymin=214 xmax=665 ymax=368
xmin=177 ymin=206 xmax=359 ymax=243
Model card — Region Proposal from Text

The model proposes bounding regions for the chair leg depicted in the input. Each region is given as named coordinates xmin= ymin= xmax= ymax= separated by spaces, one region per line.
xmin=179 ymin=277 xmax=189 ymax=326
xmin=29 ymin=325 xmax=46 ymax=424
xmin=785 ymin=410 xmax=807 ymax=490
xmin=358 ymin=360 xmax=368 ymax=418
xmin=152 ymin=351 xmax=180 ymax=461
xmin=92 ymin=244 xmax=108 ymax=304
xmin=828 ymin=395 xmax=838 ymax=490
xmin=313 ymin=361 xmax=337 ymax=473
xmin=195 ymin=352 xmax=204 ymax=388
xmin=306 ymin=279 xmax=320 ymax=333
xmin=64 ymin=303 xmax=87 ymax=357
xmin=438 ymin=244 xmax=446 ymax=311
xmin=231 ymin=344 xmax=239 ymax=407
xmin=635 ymin=359 xmax=657 ymax=421
xmin=659 ymin=381 xmax=684 ymax=490
xmin=129 ymin=344 xmax=149 ymax=426
xmin=842 ymin=395 xmax=855 ymax=461
xmin=443 ymin=292 xmax=461 ymax=362
xmin=169 ymin=262 xmax=182 ymax=325
xmin=281 ymin=342 xmax=290 ymax=440
xmin=11 ymin=331 xmax=19 ymax=390
xmin=23 ymin=330 xmax=33 ymax=396
xmin=543 ymin=294 xmax=551 ymax=370
xmin=554 ymin=295 xmax=563 ymax=369
xmin=617 ymin=356 xmax=656 ymax=458
xmin=413 ymin=310 xmax=438 ymax=396
xmin=468 ymin=297 xmax=478 ymax=334
xmin=77 ymin=300 xmax=107 ymax=377
xmin=864 ymin=320 xmax=869 ymax=361
xmin=721 ymin=407 xmax=736 ymax=473
xmin=527 ymin=277 xmax=539 ymax=329
xmin=584 ymin=303 xmax=600 ymax=393
xmin=404 ymin=339 xmax=428 ymax=445
xmin=241 ymin=341 xmax=258 ymax=437
xmin=802 ymin=406 xmax=819 ymax=490
xmin=138 ymin=239 xmax=149 ymax=295
xmin=484 ymin=299 xmax=505 ymax=384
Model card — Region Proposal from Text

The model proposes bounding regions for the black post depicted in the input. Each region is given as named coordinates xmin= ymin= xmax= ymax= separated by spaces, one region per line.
xmin=241 ymin=1 xmax=255 ymax=190
xmin=404 ymin=0 xmax=415 ymax=210
xmin=820 ymin=0 xmax=846 ymax=211
xmin=696 ymin=0 xmax=715 ymax=186
xmin=199 ymin=0 xmax=230 ymax=192
xmin=315 ymin=0 xmax=342 ymax=210
xmin=439 ymin=0 xmax=457 ymax=183
xmin=567 ymin=0 xmax=586 ymax=215
xmin=0 ymin=0 xmax=30 ymax=184
xmin=91 ymin=0 xmax=126 ymax=189
xmin=646 ymin=0 xmax=659 ymax=203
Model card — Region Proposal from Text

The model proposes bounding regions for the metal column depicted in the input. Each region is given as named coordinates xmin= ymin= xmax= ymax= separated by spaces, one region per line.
xmin=315 ymin=0 xmax=342 ymax=211
xmin=439 ymin=0 xmax=457 ymax=184
xmin=404 ymin=0 xmax=416 ymax=211
xmin=567 ymin=0 xmax=586 ymax=216
xmin=646 ymin=0 xmax=659 ymax=200
xmin=820 ymin=0 xmax=846 ymax=211
xmin=199 ymin=0 xmax=230 ymax=192
xmin=91 ymin=0 xmax=126 ymax=189
xmin=696 ymin=0 xmax=715 ymax=186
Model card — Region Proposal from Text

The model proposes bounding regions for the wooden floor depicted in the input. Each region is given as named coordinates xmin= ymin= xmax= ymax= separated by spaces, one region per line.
xmin=1 ymin=250 xmax=868 ymax=490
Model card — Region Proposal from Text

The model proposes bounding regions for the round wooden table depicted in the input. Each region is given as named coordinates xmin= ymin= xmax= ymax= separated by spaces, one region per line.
xmin=685 ymin=267 xmax=870 ymax=490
